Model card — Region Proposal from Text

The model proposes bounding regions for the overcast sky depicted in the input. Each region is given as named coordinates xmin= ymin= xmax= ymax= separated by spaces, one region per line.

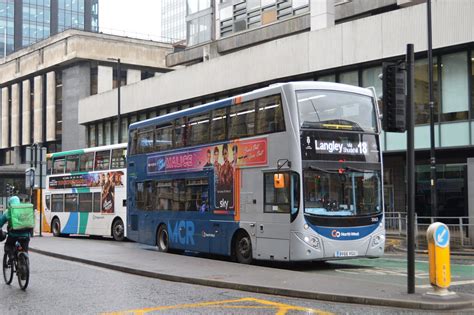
xmin=99 ymin=0 xmax=162 ymax=40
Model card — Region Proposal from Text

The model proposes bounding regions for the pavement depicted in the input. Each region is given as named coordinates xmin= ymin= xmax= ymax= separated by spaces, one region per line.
xmin=29 ymin=234 xmax=474 ymax=311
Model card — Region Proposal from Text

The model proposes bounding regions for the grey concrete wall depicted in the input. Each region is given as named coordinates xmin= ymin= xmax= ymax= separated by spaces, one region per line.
xmin=62 ymin=63 xmax=90 ymax=150
xmin=127 ymin=69 xmax=141 ymax=85
xmin=79 ymin=0 xmax=474 ymax=124
xmin=46 ymin=71 xmax=56 ymax=141
xmin=0 ymin=87 xmax=8 ymax=148
xmin=0 ymin=29 xmax=173 ymax=87
xmin=98 ymin=66 xmax=113 ymax=93
xmin=22 ymin=80 xmax=31 ymax=146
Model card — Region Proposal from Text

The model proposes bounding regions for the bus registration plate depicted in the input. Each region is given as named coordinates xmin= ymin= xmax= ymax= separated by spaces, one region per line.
xmin=335 ymin=250 xmax=358 ymax=257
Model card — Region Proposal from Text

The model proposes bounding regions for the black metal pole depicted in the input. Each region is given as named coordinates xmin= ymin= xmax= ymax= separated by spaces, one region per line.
xmin=427 ymin=0 xmax=437 ymax=218
xmin=406 ymin=44 xmax=416 ymax=294
xmin=117 ymin=58 xmax=122 ymax=144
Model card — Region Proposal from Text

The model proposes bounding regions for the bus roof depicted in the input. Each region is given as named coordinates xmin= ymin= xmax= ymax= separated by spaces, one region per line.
xmin=129 ymin=81 xmax=374 ymax=131
xmin=47 ymin=143 xmax=127 ymax=159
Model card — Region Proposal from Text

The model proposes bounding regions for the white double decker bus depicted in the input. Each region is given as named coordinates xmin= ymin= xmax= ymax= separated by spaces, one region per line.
xmin=43 ymin=143 xmax=127 ymax=241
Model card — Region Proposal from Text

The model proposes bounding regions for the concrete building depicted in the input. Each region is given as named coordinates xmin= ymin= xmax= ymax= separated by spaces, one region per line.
xmin=0 ymin=0 xmax=99 ymax=59
xmin=0 ymin=29 xmax=173 ymax=204
xmin=79 ymin=0 xmax=474 ymax=220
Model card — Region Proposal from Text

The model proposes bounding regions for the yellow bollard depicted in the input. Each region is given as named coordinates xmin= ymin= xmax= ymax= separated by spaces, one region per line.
xmin=426 ymin=222 xmax=456 ymax=296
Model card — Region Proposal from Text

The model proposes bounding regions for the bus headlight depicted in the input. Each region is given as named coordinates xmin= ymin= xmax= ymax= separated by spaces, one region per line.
xmin=296 ymin=232 xmax=321 ymax=250
xmin=371 ymin=234 xmax=385 ymax=247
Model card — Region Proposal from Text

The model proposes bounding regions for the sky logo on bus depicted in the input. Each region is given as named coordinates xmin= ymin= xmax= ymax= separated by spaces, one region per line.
xmin=331 ymin=229 xmax=360 ymax=239
xmin=169 ymin=220 xmax=195 ymax=246
xmin=157 ymin=158 xmax=166 ymax=171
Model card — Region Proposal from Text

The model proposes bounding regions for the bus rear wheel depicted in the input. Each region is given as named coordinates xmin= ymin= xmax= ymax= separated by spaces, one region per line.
xmin=112 ymin=219 xmax=125 ymax=241
xmin=157 ymin=225 xmax=169 ymax=252
xmin=52 ymin=218 xmax=61 ymax=237
xmin=234 ymin=231 xmax=252 ymax=264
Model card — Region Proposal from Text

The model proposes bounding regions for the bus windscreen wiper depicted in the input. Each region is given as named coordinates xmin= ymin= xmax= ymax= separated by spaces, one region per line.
xmin=307 ymin=166 xmax=341 ymax=174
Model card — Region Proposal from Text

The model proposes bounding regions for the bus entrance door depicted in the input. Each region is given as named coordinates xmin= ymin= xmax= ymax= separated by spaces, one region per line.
xmin=255 ymin=172 xmax=292 ymax=261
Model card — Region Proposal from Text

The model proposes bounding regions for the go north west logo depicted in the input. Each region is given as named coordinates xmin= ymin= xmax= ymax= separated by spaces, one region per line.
xmin=331 ymin=229 xmax=360 ymax=238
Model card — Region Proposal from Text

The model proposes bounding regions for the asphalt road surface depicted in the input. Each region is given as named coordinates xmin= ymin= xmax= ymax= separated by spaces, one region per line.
xmin=3 ymin=250 xmax=470 ymax=315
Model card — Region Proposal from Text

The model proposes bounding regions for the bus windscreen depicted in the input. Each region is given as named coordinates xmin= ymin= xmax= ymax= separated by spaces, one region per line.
xmin=303 ymin=169 xmax=382 ymax=217
xmin=296 ymin=90 xmax=377 ymax=133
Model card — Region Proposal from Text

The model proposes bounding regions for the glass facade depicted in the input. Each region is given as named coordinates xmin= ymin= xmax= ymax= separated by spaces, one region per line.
xmin=161 ymin=0 xmax=186 ymax=42
xmin=58 ymin=0 xmax=85 ymax=32
xmin=0 ymin=0 xmax=98 ymax=57
xmin=0 ymin=0 xmax=15 ymax=58
xmin=22 ymin=0 xmax=51 ymax=47
xmin=186 ymin=0 xmax=212 ymax=46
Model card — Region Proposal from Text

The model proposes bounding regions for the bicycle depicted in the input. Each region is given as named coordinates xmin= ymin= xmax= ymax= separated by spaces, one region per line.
xmin=2 ymin=235 xmax=30 ymax=290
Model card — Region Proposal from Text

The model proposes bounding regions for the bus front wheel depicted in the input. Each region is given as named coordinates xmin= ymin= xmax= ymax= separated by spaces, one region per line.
xmin=157 ymin=225 xmax=169 ymax=252
xmin=52 ymin=218 xmax=61 ymax=237
xmin=234 ymin=231 xmax=253 ymax=264
xmin=112 ymin=219 xmax=125 ymax=241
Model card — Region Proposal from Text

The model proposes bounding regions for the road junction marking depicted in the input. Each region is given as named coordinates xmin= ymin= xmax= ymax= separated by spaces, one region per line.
xmin=102 ymin=297 xmax=334 ymax=315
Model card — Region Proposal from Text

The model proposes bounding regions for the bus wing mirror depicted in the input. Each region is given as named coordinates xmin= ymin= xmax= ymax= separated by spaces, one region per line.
xmin=274 ymin=174 xmax=285 ymax=189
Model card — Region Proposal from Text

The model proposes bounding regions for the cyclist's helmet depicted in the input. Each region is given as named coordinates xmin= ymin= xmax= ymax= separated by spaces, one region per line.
xmin=8 ymin=196 xmax=20 ymax=207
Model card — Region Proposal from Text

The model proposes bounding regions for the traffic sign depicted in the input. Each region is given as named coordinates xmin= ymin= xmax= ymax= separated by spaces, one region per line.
xmin=426 ymin=222 xmax=455 ymax=295
xmin=434 ymin=224 xmax=449 ymax=248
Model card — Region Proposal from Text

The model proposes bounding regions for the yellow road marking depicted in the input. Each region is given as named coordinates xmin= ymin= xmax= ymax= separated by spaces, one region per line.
xmin=103 ymin=297 xmax=334 ymax=315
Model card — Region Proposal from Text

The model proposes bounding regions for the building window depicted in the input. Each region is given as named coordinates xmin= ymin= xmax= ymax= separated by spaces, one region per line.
xmin=90 ymin=65 xmax=98 ymax=95
xmin=338 ymin=71 xmax=359 ymax=86
xmin=441 ymin=52 xmax=468 ymax=122
xmin=104 ymin=121 xmax=112 ymax=145
xmin=415 ymin=164 xmax=467 ymax=217
xmin=113 ymin=69 xmax=127 ymax=89
xmin=317 ymin=74 xmax=336 ymax=82
xmin=414 ymin=58 xmax=439 ymax=125
xmin=89 ymin=124 xmax=96 ymax=147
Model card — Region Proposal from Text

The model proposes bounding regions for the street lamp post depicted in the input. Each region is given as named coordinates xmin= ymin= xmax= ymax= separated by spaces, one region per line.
xmin=108 ymin=58 xmax=122 ymax=143
xmin=427 ymin=0 xmax=437 ymax=217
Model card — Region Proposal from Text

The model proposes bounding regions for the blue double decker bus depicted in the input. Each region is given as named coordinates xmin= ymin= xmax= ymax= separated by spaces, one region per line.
xmin=127 ymin=82 xmax=385 ymax=263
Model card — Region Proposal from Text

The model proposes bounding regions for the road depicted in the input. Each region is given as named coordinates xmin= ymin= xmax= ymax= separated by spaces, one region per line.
xmin=3 ymin=251 xmax=470 ymax=315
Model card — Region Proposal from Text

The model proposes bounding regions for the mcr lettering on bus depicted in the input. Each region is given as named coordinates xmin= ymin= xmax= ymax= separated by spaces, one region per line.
xmin=169 ymin=220 xmax=195 ymax=246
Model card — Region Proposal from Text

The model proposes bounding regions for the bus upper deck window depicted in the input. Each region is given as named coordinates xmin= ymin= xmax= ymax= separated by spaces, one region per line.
xmin=79 ymin=152 xmax=95 ymax=172
xmin=256 ymin=95 xmax=285 ymax=135
xmin=130 ymin=130 xmax=138 ymax=155
xmin=95 ymin=150 xmax=111 ymax=170
xmin=111 ymin=148 xmax=126 ymax=169
xmin=66 ymin=155 xmax=80 ymax=173
xmin=53 ymin=158 xmax=65 ymax=174
xmin=155 ymin=124 xmax=173 ymax=151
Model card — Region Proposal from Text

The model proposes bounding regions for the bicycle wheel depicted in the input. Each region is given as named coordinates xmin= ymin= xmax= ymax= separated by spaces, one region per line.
xmin=2 ymin=252 xmax=13 ymax=285
xmin=16 ymin=252 xmax=29 ymax=290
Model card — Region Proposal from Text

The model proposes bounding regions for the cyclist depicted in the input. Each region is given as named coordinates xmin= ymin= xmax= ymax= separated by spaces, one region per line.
xmin=0 ymin=196 xmax=32 ymax=263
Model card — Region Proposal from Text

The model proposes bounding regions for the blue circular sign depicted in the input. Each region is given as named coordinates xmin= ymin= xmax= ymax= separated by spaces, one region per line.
xmin=434 ymin=224 xmax=449 ymax=248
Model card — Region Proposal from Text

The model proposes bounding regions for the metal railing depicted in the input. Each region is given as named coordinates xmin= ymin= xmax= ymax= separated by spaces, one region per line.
xmin=385 ymin=212 xmax=474 ymax=249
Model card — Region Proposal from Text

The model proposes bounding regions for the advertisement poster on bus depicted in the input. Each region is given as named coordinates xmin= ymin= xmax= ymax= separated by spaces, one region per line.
xmin=48 ymin=171 xmax=124 ymax=213
xmin=147 ymin=138 xmax=267 ymax=211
